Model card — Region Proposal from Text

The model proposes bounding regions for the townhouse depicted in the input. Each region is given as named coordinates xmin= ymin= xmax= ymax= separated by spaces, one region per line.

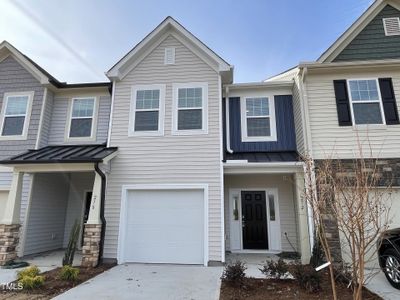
xmin=0 ymin=0 xmax=399 ymax=268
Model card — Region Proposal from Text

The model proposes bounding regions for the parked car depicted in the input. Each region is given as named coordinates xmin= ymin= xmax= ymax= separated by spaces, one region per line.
xmin=378 ymin=228 xmax=400 ymax=289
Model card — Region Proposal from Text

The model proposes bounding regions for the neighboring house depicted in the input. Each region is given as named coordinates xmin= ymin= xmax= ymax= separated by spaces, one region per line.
xmin=268 ymin=0 xmax=400 ymax=260
xmin=16 ymin=0 xmax=400 ymax=267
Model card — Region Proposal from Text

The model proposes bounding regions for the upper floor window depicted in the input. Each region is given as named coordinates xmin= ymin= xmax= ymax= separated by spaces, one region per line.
xmin=129 ymin=84 xmax=165 ymax=136
xmin=172 ymin=83 xmax=208 ymax=135
xmin=0 ymin=91 xmax=33 ymax=140
xmin=241 ymin=96 xmax=277 ymax=142
xmin=68 ymin=97 xmax=97 ymax=139
xmin=347 ymin=79 xmax=385 ymax=125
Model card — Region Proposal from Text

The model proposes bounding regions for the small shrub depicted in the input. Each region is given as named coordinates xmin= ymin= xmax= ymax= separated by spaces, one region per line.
xmin=63 ymin=219 xmax=81 ymax=266
xmin=60 ymin=265 xmax=80 ymax=281
xmin=17 ymin=265 xmax=40 ymax=280
xmin=259 ymin=258 xmax=289 ymax=279
xmin=291 ymin=263 xmax=321 ymax=293
xmin=221 ymin=261 xmax=246 ymax=285
xmin=18 ymin=275 xmax=44 ymax=289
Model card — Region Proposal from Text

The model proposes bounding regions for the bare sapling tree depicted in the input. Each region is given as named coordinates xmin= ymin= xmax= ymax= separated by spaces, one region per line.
xmin=303 ymin=151 xmax=392 ymax=300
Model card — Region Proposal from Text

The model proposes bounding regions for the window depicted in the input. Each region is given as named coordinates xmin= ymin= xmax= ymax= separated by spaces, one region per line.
xmin=172 ymin=83 xmax=208 ymax=135
xmin=0 ymin=92 xmax=33 ymax=139
xmin=241 ymin=96 xmax=277 ymax=142
xmin=164 ymin=47 xmax=175 ymax=64
xmin=68 ymin=97 xmax=96 ymax=138
xmin=383 ymin=17 xmax=400 ymax=36
xmin=347 ymin=79 xmax=385 ymax=125
xmin=129 ymin=84 xmax=165 ymax=136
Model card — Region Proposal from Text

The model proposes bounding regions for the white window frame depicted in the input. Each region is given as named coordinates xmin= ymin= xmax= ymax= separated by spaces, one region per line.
xmin=172 ymin=82 xmax=208 ymax=135
xmin=129 ymin=84 xmax=165 ymax=136
xmin=65 ymin=96 xmax=99 ymax=142
xmin=240 ymin=95 xmax=277 ymax=142
xmin=346 ymin=78 xmax=386 ymax=126
xmin=0 ymin=91 xmax=34 ymax=141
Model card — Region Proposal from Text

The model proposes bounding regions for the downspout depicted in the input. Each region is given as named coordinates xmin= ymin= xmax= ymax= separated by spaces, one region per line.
xmin=225 ymin=86 xmax=233 ymax=154
xmin=94 ymin=162 xmax=106 ymax=266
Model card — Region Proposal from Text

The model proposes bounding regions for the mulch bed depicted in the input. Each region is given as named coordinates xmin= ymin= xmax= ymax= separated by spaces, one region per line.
xmin=0 ymin=263 xmax=115 ymax=300
xmin=220 ymin=273 xmax=382 ymax=300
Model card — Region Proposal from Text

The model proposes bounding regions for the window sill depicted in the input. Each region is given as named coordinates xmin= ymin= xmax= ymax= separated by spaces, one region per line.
xmin=65 ymin=136 xmax=96 ymax=142
xmin=171 ymin=129 xmax=208 ymax=136
xmin=352 ymin=124 xmax=387 ymax=131
xmin=241 ymin=137 xmax=278 ymax=143
xmin=128 ymin=131 xmax=164 ymax=137
xmin=0 ymin=135 xmax=28 ymax=141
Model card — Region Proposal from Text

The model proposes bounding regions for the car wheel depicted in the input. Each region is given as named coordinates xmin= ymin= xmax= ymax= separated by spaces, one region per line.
xmin=382 ymin=248 xmax=400 ymax=289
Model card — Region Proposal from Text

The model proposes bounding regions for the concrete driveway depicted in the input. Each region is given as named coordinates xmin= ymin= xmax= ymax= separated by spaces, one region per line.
xmin=365 ymin=269 xmax=400 ymax=300
xmin=54 ymin=264 xmax=223 ymax=300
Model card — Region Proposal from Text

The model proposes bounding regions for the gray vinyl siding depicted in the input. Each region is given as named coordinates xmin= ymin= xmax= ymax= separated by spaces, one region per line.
xmin=0 ymin=56 xmax=44 ymax=159
xmin=38 ymin=90 xmax=54 ymax=148
xmin=224 ymin=174 xmax=299 ymax=252
xmin=47 ymin=95 xmax=111 ymax=145
xmin=106 ymin=35 xmax=223 ymax=261
xmin=0 ymin=171 xmax=12 ymax=188
xmin=63 ymin=172 xmax=94 ymax=247
xmin=293 ymin=75 xmax=305 ymax=155
xmin=23 ymin=173 xmax=69 ymax=255
xmin=334 ymin=5 xmax=400 ymax=62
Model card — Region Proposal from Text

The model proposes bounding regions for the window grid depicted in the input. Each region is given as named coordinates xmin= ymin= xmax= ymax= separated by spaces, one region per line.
xmin=1 ymin=95 xmax=29 ymax=137
xmin=69 ymin=98 xmax=95 ymax=138
xmin=245 ymin=97 xmax=271 ymax=137
xmin=177 ymin=87 xmax=203 ymax=131
xmin=347 ymin=79 xmax=385 ymax=125
xmin=134 ymin=89 xmax=160 ymax=132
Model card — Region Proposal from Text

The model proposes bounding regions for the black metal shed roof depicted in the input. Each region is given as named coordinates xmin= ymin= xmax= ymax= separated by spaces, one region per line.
xmin=225 ymin=151 xmax=300 ymax=163
xmin=0 ymin=144 xmax=118 ymax=164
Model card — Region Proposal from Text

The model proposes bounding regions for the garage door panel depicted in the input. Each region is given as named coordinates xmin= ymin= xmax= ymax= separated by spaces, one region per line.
xmin=122 ymin=189 xmax=205 ymax=264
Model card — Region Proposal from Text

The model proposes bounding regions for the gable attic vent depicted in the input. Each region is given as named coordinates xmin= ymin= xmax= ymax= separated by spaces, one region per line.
xmin=164 ymin=47 xmax=175 ymax=65
xmin=383 ymin=17 xmax=400 ymax=36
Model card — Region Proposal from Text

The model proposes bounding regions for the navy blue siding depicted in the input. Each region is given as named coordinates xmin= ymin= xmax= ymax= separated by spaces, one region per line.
xmin=228 ymin=95 xmax=297 ymax=152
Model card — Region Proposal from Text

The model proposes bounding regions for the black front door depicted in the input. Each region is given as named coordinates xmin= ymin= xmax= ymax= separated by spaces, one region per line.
xmin=241 ymin=191 xmax=268 ymax=249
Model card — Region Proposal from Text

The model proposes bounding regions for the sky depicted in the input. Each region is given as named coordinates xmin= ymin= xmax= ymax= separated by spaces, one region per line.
xmin=0 ymin=0 xmax=374 ymax=84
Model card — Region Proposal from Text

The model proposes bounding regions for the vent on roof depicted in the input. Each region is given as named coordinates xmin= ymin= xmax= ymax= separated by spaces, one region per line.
xmin=164 ymin=47 xmax=175 ymax=65
xmin=383 ymin=17 xmax=400 ymax=36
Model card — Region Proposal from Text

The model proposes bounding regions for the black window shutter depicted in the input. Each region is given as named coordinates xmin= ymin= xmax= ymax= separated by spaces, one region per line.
xmin=333 ymin=80 xmax=352 ymax=126
xmin=379 ymin=78 xmax=399 ymax=125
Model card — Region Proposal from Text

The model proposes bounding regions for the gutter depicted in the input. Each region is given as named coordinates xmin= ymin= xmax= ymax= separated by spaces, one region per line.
xmin=225 ymin=86 xmax=233 ymax=154
xmin=94 ymin=162 xmax=106 ymax=266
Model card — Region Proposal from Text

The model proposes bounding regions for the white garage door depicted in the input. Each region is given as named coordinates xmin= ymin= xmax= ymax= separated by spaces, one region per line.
xmin=0 ymin=191 xmax=8 ymax=222
xmin=122 ymin=189 xmax=205 ymax=265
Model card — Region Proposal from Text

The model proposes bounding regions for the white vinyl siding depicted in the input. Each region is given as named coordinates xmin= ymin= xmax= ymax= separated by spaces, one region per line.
xmin=306 ymin=69 xmax=400 ymax=159
xmin=293 ymin=75 xmax=305 ymax=154
xmin=107 ymin=35 xmax=222 ymax=261
xmin=129 ymin=84 xmax=165 ymax=136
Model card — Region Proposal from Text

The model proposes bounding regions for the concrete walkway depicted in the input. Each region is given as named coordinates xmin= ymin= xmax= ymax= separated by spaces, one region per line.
xmin=365 ymin=269 xmax=400 ymax=300
xmin=55 ymin=264 xmax=223 ymax=300
xmin=0 ymin=250 xmax=81 ymax=284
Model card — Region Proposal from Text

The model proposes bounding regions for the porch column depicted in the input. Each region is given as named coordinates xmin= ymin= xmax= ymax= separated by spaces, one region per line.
xmin=82 ymin=172 xmax=102 ymax=267
xmin=294 ymin=171 xmax=312 ymax=264
xmin=0 ymin=171 xmax=24 ymax=265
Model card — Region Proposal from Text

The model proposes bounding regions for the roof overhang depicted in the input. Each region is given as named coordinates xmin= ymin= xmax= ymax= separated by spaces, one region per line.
xmin=318 ymin=0 xmax=400 ymax=63
xmin=224 ymin=161 xmax=304 ymax=175
xmin=0 ymin=144 xmax=118 ymax=167
xmin=225 ymin=81 xmax=293 ymax=91
xmin=106 ymin=17 xmax=233 ymax=83
xmin=0 ymin=41 xmax=50 ymax=85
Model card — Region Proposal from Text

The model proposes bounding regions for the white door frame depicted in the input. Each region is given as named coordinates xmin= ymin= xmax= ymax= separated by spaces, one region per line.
xmin=117 ymin=184 xmax=209 ymax=266
xmin=228 ymin=188 xmax=281 ymax=253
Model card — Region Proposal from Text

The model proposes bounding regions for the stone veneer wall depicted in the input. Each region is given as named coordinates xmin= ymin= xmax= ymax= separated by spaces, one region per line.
xmin=81 ymin=224 xmax=102 ymax=267
xmin=0 ymin=224 xmax=21 ymax=266
xmin=314 ymin=158 xmax=400 ymax=263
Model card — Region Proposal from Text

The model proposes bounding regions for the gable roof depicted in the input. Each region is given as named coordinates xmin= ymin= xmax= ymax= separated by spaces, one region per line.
xmin=0 ymin=41 xmax=110 ymax=90
xmin=318 ymin=0 xmax=400 ymax=63
xmin=106 ymin=16 xmax=233 ymax=83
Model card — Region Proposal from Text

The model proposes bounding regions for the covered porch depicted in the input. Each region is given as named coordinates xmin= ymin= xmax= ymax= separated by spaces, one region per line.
xmin=0 ymin=144 xmax=117 ymax=267
xmin=223 ymin=153 xmax=312 ymax=264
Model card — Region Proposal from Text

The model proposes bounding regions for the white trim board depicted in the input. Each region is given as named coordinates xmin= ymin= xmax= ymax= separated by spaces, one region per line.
xmin=117 ymin=184 xmax=209 ymax=266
